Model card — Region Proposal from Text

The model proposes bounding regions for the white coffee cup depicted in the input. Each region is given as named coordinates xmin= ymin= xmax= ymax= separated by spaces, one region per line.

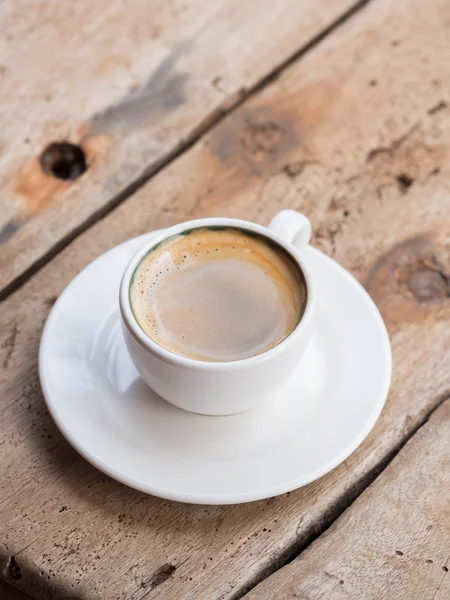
xmin=119 ymin=209 xmax=314 ymax=416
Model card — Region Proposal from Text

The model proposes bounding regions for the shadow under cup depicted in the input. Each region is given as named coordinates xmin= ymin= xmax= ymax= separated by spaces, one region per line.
xmin=120 ymin=218 xmax=313 ymax=415
xmin=128 ymin=225 xmax=308 ymax=363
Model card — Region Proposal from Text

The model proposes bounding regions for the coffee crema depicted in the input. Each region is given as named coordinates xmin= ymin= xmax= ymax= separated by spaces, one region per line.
xmin=130 ymin=227 xmax=306 ymax=362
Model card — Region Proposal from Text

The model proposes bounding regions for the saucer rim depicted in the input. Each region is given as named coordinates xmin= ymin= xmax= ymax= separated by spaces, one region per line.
xmin=39 ymin=233 xmax=392 ymax=505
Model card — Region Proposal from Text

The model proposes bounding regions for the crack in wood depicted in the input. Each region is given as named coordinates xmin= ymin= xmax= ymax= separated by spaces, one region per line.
xmin=1 ymin=324 xmax=19 ymax=369
xmin=432 ymin=552 xmax=449 ymax=599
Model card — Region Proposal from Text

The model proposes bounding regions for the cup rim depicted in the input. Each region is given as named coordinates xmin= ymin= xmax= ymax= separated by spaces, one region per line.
xmin=119 ymin=216 xmax=315 ymax=370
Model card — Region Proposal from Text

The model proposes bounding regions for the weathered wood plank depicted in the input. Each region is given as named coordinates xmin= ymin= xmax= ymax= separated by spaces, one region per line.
xmin=2 ymin=0 xmax=450 ymax=598
xmin=0 ymin=0 xmax=357 ymax=296
xmin=242 ymin=399 xmax=450 ymax=600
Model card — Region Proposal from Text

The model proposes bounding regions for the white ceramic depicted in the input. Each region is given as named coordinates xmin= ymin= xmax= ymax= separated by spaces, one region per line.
xmin=120 ymin=211 xmax=314 ymax=416
xmin=39 ymin=228 xmax=391 ymax=505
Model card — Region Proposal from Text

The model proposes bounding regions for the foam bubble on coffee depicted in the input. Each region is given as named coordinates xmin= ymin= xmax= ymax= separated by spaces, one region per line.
xmin=130 ymin=227 xmax=306 ymax=362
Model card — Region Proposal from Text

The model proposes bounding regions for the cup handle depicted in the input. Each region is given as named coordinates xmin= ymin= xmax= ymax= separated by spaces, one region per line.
xmin=268 ymin=209 xmax=311 ymax=250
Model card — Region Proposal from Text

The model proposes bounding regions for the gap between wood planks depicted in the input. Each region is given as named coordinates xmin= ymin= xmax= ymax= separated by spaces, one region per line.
xmin=0 ymin=0 xmax=373 ymax=304
xmin=227 ymin=389 xmax=450 ymax=600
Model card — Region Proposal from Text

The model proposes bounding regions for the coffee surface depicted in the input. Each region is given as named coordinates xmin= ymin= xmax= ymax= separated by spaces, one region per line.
xmin=130 ymin=227 xmax=306 ymax=361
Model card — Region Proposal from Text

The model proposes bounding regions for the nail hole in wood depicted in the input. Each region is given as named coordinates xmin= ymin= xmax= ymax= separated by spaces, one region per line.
xmin=39 ymin=141 xmax=87 ymax=181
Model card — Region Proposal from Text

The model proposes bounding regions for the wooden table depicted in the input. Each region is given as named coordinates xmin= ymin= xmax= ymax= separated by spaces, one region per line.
xmin=1 ymin=0 xmax=450 ymax=598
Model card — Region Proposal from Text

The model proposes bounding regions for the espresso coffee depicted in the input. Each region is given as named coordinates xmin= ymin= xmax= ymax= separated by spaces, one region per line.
xmin=130 ymin=227 xmax=306 ymax=362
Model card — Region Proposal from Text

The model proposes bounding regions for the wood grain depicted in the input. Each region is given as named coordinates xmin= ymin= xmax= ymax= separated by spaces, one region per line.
xmin=2 ymin=0 xmax=450 ymax=598
xmin=0 ymin=0 xmax=357 ymax=296
xmin=242 ymin=399 xmax=450 ymax=600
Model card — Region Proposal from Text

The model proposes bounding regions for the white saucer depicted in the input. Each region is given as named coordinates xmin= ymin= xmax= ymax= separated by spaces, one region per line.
xmin=39 ymin=232 xmax=391 ymax=505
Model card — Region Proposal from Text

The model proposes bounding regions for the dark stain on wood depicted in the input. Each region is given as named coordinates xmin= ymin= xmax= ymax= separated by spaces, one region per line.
xmin=209 ymin=106 xmax=301 ymax=177
xmin=241 ymin=118 xmax=285 ymax=156
xmin=407 ymin=268 xmax=448 ymax=302
xmin=147 ymin=563 xmax=176 ymax=589
xmin=365 ymin=237 xmax=450 ymax=332
xmin=14 ymin=156 xmax=68 ymax=217
xmin=89 ymin=39 xmax=192 ymax=136
xmin=207 ymin=74 xmax=340 ymax=181
xmin=0 ymin=219 xmax=20 ymax=245
xmin=187 ymin=78 xmax=340 ymax=218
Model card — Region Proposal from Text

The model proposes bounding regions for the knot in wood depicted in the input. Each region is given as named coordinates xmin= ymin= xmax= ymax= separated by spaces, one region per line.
xmin=241 ymin=119 xmax=283 ymax=156
xmin=365 ymin=238 xmax=450 ymax=333
xmin=407 ymin=268 xmax=448 ymax=302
